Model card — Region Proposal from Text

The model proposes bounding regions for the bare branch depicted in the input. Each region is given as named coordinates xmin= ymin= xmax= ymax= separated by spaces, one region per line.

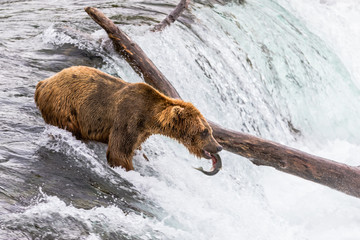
xmin=151 ymin=0 xmax=191 ymax=32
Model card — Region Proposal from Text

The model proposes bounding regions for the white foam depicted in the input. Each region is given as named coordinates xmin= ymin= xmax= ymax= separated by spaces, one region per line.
xmin=114 ymin=135 xmax=302 ymax=239
xmin=2 ymin=188 xmax=188 ymax=239
xmin=260 ymin=139 xmax=360 ymax=240
xmin=40 ymin=126 xmax=107 ymax=172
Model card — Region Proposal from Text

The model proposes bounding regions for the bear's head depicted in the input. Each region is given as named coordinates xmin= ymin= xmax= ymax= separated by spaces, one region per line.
xmin=158 ymin=102 xmax=222 ymax=159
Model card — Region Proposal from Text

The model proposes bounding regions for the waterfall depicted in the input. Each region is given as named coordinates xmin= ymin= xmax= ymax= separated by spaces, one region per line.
xmin=1 ymin=0 xmax=359 ymax=239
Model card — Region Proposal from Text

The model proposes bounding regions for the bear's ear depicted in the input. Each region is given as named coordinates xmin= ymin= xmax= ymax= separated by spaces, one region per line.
xmin=158 ymin=105 xmax=185 ymax=127
xmin=171 ymin=106 xmax=185 ymax=119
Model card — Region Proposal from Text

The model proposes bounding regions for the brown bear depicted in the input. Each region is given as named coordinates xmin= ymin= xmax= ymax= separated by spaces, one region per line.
xmin=35 ymin=66 xmax=222 ymax=171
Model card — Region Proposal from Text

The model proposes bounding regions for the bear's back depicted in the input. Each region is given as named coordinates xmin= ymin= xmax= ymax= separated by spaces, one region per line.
xmin=35 ymin=66 xmax=128 ymax=142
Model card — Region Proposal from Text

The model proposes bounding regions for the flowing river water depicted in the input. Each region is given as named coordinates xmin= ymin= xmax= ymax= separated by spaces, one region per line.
xmin=1 ymin=0 xmax=360 ymax=239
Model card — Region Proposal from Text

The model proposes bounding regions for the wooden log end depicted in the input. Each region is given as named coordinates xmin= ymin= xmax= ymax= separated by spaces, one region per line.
xmin=84 ymin=7 xmax=93 ymax=14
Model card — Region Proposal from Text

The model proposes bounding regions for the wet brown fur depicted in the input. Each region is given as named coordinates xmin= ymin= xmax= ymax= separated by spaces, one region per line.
xmin=35 ymin=66 xmax=221 ymax=171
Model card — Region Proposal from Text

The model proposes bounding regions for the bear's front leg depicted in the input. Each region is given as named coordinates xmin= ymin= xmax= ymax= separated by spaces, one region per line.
xmin=106 ymin=146 xmax=134 ymax=171
xmin=106 ymin=127 xmax=138 ymax=171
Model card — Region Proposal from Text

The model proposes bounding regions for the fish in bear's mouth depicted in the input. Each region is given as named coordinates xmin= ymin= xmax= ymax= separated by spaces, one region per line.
xmin=195 ymin=150 xmax=222 ymax=176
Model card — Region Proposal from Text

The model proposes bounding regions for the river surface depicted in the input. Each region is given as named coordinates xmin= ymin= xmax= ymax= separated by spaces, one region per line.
xmin=1 ymin=0 xmax=360 ymax=239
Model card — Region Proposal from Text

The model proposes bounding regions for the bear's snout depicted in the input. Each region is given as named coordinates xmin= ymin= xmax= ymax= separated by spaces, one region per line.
xmin=203 ymin=136 xmax=223 ymax=154
xmin=204 ymin=144 xmax=222 ymax=154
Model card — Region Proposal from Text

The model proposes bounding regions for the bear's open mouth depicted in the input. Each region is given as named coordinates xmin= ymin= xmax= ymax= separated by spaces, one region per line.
xmin=195 ymin=150 xmax=222 ymax=176
xmin=202 ymin=149 xmax=213 ymax=159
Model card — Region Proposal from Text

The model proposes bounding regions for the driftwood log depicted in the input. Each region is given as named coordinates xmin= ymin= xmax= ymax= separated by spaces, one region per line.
xmin=84 ymin=7 xmax=360 ymax=199
xmin=152 ymin=0 xmax=190 ymax=32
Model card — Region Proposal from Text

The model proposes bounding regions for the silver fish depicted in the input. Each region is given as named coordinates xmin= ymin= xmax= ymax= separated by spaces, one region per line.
xmin=194 ymin=153 xmax=222 ymax=176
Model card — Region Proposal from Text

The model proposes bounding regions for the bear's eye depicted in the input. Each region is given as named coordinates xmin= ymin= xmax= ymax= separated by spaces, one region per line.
xmin=200 ymin=129 xmax=209 ymax=138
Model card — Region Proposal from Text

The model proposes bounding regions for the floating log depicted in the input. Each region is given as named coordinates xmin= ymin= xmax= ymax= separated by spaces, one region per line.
xmin=152 ymin=0 xmax=190 ymax=32
xmin=84 ymin=7 xmax=360 ymax=198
